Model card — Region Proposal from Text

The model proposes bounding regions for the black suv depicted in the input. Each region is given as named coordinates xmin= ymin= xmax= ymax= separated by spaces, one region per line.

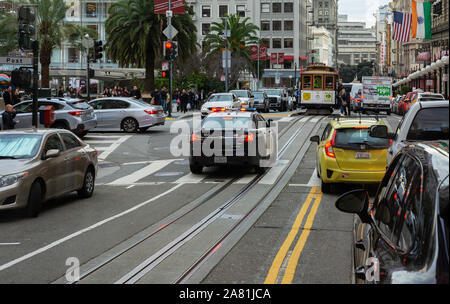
xmin=335 ymin=141 xmax=449 ymax=284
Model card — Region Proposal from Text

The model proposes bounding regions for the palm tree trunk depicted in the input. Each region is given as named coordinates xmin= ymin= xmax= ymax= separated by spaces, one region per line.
xmin=40 ymin=52 xmax=51 ymax=88
xmin=144 ymin=36 xmax=155 ymax=93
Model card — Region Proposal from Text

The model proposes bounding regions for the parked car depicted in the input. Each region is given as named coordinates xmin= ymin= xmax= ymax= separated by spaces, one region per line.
xmin=310 ymin=117 xmax=390 ymax=193
xmin=391 ymin=95 xmax=402 ymax=114
xmin=88 ymin=97 xmax=165 ymax=132
xmin=200 ymin=93 xmax=241 ymax=118
xmin=398 ymin=92 xmax=415 ymax=115
xmin=334 ymin=140 xmax=449 ymax=284
xmin=369 ymin=99 xmax=449 ymax=164
xmin=410 ymin=92 xmax=445 ymax=105
xmin=0 ymin=129 xmax=98 ymax=217
xmin=229 ymin=90 xmax=255 ymax=109
xmin=1 ymin=97 xmax=97 ymax=137
xmin=252 ymin=91 xmax=270 ymax=113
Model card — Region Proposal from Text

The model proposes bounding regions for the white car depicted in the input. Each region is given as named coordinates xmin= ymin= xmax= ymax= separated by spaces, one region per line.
xmin=201 ymin=93 xmax=241 ymax=118
xmin=229 ymin=90 xmax=255 ymax=108
xmin=369 ymin=100 xmax=449 ymax=164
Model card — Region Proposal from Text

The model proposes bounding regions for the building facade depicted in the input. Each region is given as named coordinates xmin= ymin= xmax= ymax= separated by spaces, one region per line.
xmin=337 ymin=15 xmax=377 ymax=66
xmin=311 ymin=0 xmax=338 ymax=67
xmin=311 ymin=26 xmax=333 ymax=66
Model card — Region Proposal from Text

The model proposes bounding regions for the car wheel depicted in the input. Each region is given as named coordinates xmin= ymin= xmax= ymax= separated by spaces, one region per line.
xmin=78 ymin=168 xmax=95 ymax=198
xmin=321 ymin=180 xmax=333 ymax=194
xmin=122 ymin=117 xmax=139 ymax=133
xmin=386 ymin=110 xmax=391 ymax=115
xmin=53 ymin=121 xmax=69 ymax=130
xmin=190 ymin=163 xmax=203 ymax=174
xmin=25 ymin=182 xmax=42 ymax=218
xmin=255 ymin=165 xmax=267 ymax=174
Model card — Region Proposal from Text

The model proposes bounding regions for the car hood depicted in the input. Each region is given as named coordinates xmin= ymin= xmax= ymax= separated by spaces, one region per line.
xmin=0 ymin=158 xmax=35 ymax=176
xmin=202 ymin=101 xmax=233 ymax=109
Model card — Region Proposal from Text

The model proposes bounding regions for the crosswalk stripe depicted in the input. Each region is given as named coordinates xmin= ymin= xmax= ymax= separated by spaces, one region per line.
xmin=278 ymin=117 xmax=295 ymax=123
xmin=258 ymin=160 xmax=289 ymax=185
xmin=173 ymin=173 xmax=206 ymax=184
xmin=108 ymin=159 xmax=176 ymax=185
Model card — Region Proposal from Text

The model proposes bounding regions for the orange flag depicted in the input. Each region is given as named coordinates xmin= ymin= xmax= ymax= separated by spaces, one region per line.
xmin=411 ymin=0 xmax=418 ymax=39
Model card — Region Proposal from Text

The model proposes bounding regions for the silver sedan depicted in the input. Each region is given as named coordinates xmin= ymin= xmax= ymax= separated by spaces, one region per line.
xmin=88 ymin=97 xmax=165 ymax=132
xmin=0 ymin=129 xmax=98 ymax=217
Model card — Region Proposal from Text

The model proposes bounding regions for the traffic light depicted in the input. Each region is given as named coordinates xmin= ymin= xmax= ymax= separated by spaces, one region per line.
xmin=162 ymin=70 xmax=169 ymax=78
xmin=18 ymin=6 xmax=36 ymax=50
xmin=164 ymin=41 xmax=173 ymax=61
xmin=94 ymin=40 xmax=103 ymax=60
xmin=11 ymin=68 xmax=32 ymax=89
xmin=171 ymin=42 xmax=178 ymax=60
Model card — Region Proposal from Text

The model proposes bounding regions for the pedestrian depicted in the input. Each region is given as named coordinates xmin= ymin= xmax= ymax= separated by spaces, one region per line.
xmin=151 ymin=88 xmax=161 ymax=105
xmin=344 ymin=88 xmax=351 ymax=116
xmin=187 ymin=89 xmax=195 ymax=111
xmin=122 ymin=87 xmax=130 ymax=97
xmin=173 ymin=88 xmax=180 ymax=112
xmin=2 ymin=86 xmax=12 ymax=105
xmin=160 ymin=86 xmax=168 ymax=113
xmin=337 ymin=84 xmax=346 ymax=116
xmin=179 ymin=89 xmax=189 ymax=113
xmin=1 ymin=104 xmax=19 ymax=130
xmin=12 ymin=87 xmax=20 ymax=105
xmin=130 ymin=85 xmax=141 ymax=99
xmin=58 ymin=86 xmax=64 ymax=97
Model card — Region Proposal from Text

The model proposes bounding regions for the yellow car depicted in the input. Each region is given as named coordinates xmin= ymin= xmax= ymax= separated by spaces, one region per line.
xmin=310 ymin=117 xmax=390 ymax=193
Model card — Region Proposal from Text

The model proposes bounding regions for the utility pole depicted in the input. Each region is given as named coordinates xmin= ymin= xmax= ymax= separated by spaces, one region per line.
xmin=225 ymin=20 xmax=229 ymax=92
xmin=167 ymin=0 xmax=173 ymax=117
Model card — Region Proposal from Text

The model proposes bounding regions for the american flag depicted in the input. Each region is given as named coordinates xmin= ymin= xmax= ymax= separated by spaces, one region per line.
xmin=393 ymin=11 xmax=411 ymax=42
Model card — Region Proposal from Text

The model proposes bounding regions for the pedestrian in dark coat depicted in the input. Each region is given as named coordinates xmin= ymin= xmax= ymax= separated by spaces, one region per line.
xmin=151 ymin=88 xmax=161 ymax=105
xmin=179 ymin=89 xmax=189 ymax=113
xmin=1 ymin=104 xmax=18 ymax=130
xmin=2 ymin=86 xmax=12 ymax=105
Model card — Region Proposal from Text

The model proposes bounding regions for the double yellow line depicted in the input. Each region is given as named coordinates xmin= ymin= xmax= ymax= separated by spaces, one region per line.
xmin=264 ymin=186 xmax=323 ymax=284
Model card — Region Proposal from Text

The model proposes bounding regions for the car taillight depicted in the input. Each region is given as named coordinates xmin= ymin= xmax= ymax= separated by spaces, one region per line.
xmin=389 ymin=139 xmax=393 ymax=146
xmin=325 ymin=130 xmax=336 ymax=158
xmin=144 ymin=110 xmax=159 ymax=114
xmin=68 ymin=111 xmax=85 ymax=116
xmin=354 ymin=126 xmax=369 ymax=129
xmin=191 ymin=134 xmax=200 ymax=142
xmin=245 ymin=133 xmax=254 ymax=142
xmin=211 ymin=107 xmax=226 ymax=112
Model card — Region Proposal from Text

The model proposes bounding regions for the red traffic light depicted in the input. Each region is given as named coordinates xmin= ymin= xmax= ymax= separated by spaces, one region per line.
xmin=165 ymin=41 xmax=173 ymax=49
xmin=162 ymin=71 xmax=167 ymax=78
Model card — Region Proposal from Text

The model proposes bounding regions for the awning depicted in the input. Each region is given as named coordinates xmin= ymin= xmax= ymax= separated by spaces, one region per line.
xmin=299 ymin=56 xmax=308 ymax=61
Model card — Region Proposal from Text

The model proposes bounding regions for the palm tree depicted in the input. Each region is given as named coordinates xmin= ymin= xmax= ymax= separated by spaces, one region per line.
xmin=35 ymin=0 xmax=71 ymax=88
xmin=0 ymin=8 xmax=19 ymax=56
xmin=105 ymin=0 xmax=198 ymax=92
xmin=203 ymin=14 xmax=259 ymax=88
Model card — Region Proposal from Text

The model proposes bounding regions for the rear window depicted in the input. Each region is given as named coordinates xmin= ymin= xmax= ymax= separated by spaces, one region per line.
xmin=201 ymin=117 xmax=253 ymax=130
xmin=68 ymin=101 xmax=92 ymax=110
xmin=335 ymin=127 xmax=390 ymax=149
xmin=231 ymin=91 xmax=248 ymax=98
xmin=407 ymin=107 xmax=449 ymax=141
xmin=207 ymin=95 xmax=233 ymax=102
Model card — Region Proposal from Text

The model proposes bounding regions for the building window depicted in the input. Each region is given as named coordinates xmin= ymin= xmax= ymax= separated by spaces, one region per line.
xmin=202 ymin=5 xmax=211 ymax=18
xmin=284 ymin=2 xmax=293 ymax=13
xmin=236 ymin=5 xmax=245 ymax=17
xmin=68 ymin=48 xmax=79 ymax=63
xmin=202 ymin=23 xmax=210 ymax=35
xmin=284 ymin=38 xmax=293 ymax=48
xmin=261 ymin=3 xmax=270 ymax=13
xmin=272 ymin=3 xmax=281 ymax=13
xmin=86 ymin=3 xmax=97 ymax=17
xmin=272 ymin=38 xmax=282 ymax=48
xmin=261 ymin=39 xmax=270 ymax=48
xmin=261 ymin=21 xmax=270 ymax=31
xmin=219 ymin=5 xmax=228 ymax=17
xmin=272 ymin=20 xmax=282 ymax=31
xmin=284 ymin=20 xmax=294 ymax=31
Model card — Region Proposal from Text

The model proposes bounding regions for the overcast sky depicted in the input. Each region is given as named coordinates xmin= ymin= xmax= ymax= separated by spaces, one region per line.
xmin=338 ymin=0 xmax=391 ymax=28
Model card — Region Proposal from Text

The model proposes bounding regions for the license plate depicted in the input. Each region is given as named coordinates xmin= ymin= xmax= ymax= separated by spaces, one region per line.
xmin=214 ymin=156 xmax=227 ymax=163
xmin=355 ymin=152 xmax=371 ymax=159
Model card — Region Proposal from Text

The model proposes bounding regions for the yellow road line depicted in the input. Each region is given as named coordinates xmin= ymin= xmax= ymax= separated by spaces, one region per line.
xmin=264 ymin=186 xmax=319 ymax=284
xmin=281 ymin=190 xmax=323 ymax=284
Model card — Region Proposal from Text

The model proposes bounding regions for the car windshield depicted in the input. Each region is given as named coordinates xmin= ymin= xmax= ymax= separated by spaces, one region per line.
xmin=407 ymin=107 xmax=449 ymax=140
xmin=263 ymin=90 xmax=281 ymax=96
xmin=201 ymin=117 xmax=253 ymax=130
xmin=253 ymin=92 xmax=265 ymax=99
xmin=207 ymin=95 xmax=233 ymax=102
xmin=0 ymin=134 xmax=42 ymax=159
xmin=231 ymin=91 xmax=248 ymax=98
xmin=335 ymin=127 xmax=390 ymax=148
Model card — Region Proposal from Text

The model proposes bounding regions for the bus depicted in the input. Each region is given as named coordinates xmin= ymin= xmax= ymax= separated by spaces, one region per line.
xmin=300 ymin=63 xmax=338 ymax=114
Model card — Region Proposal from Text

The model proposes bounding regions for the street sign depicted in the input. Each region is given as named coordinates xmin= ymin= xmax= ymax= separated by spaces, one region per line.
xmin=82 ymin=37 xmax=94 ymax=49
xmin=222 ymin=50 xmax=231 ymax=69
xmin=162 ymin=61 xmax=169 ymax=71
xmin=0 ymin=56 xmax=32 ymax=65
xmin=163 ymin=24 xmax=178 ymax=39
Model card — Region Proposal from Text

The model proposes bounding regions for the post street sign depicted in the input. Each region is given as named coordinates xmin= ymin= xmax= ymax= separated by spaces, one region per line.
xmin=0 ymin=56 xmax=33 ymax=65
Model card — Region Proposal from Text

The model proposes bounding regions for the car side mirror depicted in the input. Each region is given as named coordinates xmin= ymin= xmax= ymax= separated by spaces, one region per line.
xmin=310 ymin=135 xmax=320 ymax=143
xmin=44 ymin=149 xmax=60 ymax=159
xmin=335 ymin=189 xmax=371 ymax=223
